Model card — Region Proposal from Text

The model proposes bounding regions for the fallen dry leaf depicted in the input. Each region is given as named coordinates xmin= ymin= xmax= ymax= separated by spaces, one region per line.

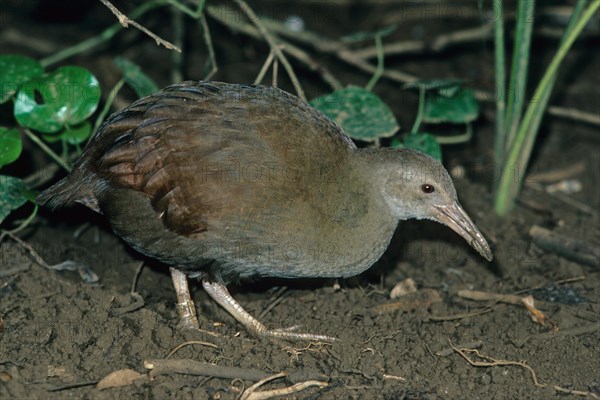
xmin=390 ymin=277 xmax=417 ymax=299
xmin=97 ymin=368 xmax=144 ymax=390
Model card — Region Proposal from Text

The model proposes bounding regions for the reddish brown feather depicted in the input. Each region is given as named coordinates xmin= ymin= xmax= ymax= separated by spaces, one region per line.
xmin=82 ymin=82 xmax=355 ymax=241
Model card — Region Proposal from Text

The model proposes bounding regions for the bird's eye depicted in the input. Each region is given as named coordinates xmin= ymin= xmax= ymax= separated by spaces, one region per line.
xmin=421 ymin=184 xmax=435 ymax=194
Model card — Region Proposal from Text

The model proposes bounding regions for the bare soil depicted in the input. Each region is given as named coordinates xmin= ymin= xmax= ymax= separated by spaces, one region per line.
xmin=1 ymin=2 xmax=599 ymax=399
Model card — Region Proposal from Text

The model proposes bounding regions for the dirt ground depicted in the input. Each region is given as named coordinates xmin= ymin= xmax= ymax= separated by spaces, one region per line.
xmin=1 ymin=1 xmax=599 ymax=399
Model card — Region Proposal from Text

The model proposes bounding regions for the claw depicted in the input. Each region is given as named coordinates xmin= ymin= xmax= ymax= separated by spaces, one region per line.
xmin=202 ymin=279 xmax=336 ymax=342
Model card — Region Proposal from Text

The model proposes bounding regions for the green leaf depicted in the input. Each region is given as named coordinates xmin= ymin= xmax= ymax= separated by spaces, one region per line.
xmin=114 ymin=57 xmax=158 ymax=98
xmin=0 ymin=127 xmax=22 ymax=168
xmin=63 ymin=121 xmax=92 ymax=145
xmin=41 ymin=132 xmax=62 ymax=143
xmin=390 ymin=137 xmax=403 ymax=148
xmin=14 ymin=66 xmax=101 ymax=133
xmin=42 ymin=121 xmax=92 ymax=145
xmin=423 ymin=87 xmax=479 ymax=124
xmin=0 ymin=55 xmax=44 ymax=103
xmin=403 ymin=79 xmax=463 ymax=94
xmin=393 ymin=133 xmax=442 ymax=161
xmin=310 ymin=86 xmax=400 ymax=142
xmin=0 ymin=175 xmax=36 ymax=223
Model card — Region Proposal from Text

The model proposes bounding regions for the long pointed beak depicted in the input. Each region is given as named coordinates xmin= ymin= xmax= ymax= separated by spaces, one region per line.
xmin=433 ymin=203 xmax=493 ymax=261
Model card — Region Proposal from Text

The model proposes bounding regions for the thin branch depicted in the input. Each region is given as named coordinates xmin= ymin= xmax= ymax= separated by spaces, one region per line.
xmin=98 ymin=0 xmax=181 ymax=52
xmin=206 ymin=6 xmax=341 ymax=91
xmin=218 ymin=6 xmax=598 ymax=128
xmin=144 ymin=358 xmax=328 ymax=383
xmin=41 ymin=1 xmax=166 ymax=67
xmin=4 ymin=206 xmax=38 ymax=236
xmin=199 ymin=12 xmax=218 ymax=80
xmin=547 ymin=106 xmax=600 ymax=126
xmin=91 ymin=78 xmax=125 ymax=142
xmin=22 ymin=129 xmax=71 ymax=172
xmin=254 ymin=51 xmax=275 ymax=85
xmin=166 ymin=340 xmax=219 ymax=359
xmin=365 ymin=34 xmax=384 ymax=91
xmin=272 ymin=57 xmax=279 ymax=87
xmin=349 ymin=23 xmax=494 ymax=59
xmin=233 ymin=0 xmax=305 ymax=101
xmin=448 ymin=340 xmax=545 ymax=387
xmin=171 ymin=5 xmax=185 ymax=83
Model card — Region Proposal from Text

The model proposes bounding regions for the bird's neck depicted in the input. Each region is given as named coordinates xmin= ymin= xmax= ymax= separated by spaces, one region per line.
xmin=308 ymin=147 xmax=401 ymax=277
xmin=352 ymin=147 xmax=412 ymax=220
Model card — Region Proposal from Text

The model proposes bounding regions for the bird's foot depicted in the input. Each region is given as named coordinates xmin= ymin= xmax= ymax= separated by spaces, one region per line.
xmin=174 ymin=298 xmax=221 ymax=337
xmin=202 ymin=279 xmax=336 ymax=342
xmin=175 ymin=299 xmax=200 ymax=329
xmin=171 ymin=268 xmax=220 ymax=337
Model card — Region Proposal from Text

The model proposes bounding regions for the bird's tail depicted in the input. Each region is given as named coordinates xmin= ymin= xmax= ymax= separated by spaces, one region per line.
xmin=36 ymin=170 xmax=100 ymax=212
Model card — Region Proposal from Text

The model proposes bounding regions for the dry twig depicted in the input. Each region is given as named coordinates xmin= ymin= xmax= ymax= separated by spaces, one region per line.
xmin=349 ymin=23 xmax=494 ymax=59
xmin=428 ymin=307 xmax=493 ymax=322
xmin=458 ymin=289 xmax=554 ymax=328
xmin=254 ymin=52 xmax=275 ymax=85
xmin=526 ymin=161 xmax=586 ymax=183
xmin=233 ymin=0 xmax=305 ymax=100
xmin=436 ymin=340 xmax=483 ymax=357
xmin=144 ymin=358 xmax=328 ymax=383
xmin=240 ymin=371 xmax=327 ymax=400
xmin=529 ymin=225 xmax=600 ymax=268
xmin=98 ymin=0 xmax=181 ymax=52
xmin=208 ymin=5 xmax=600 ymax=127
xmin=206 ymin=5 xmax=341 ymax=90
xmin=449 ymin=340 xmax=599 ymax=398
xmin=166 ymin=340 xmax=219 ymax=359
xmin=525 ymin=182 xmax=598 ymax=217
xmin=448 ymin=340 xmax=544 ymax=387
xmin=200 ymin=12 xmax=218 ymax=80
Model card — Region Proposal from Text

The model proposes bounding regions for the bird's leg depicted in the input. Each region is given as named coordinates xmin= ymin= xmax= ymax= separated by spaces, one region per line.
xmin=202 ymin=278 xmax=336 ymax=342
xmin=170 ymin=267 xmax=200 ymax=330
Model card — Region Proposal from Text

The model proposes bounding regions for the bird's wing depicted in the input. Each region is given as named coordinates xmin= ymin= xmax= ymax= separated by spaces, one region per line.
xmin=88 ymin=82 xmax=355 ymax=239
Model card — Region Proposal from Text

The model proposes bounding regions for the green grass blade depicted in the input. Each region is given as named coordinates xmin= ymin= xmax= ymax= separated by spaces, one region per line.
xmin=493 ymin=0 xmax=506 ymax=167
xmin=504 ymin=0 xmax=535 ymax=151
xmin=561 ymin=0 xmax=589 ymax=44
xmin=494 ymin=0 xmax=599 ymax=216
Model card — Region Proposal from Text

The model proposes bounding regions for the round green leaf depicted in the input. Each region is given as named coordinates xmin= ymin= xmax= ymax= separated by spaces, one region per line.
xmin=0 ymin=175 xmax=36 ymax=223
xmin=65 ymin=121 xmax=92 ymax=145
xmin=0 ymin=55 xmax=44 ymax=104
xmin=0 ymin=127 xmax=23 ymax=168
xmin=423 ymin=87 xmax=479 ymax=124
xmin=43 ymin=121 xmax=92 ymax=145
xmin=403 ymin=79 xmax=463 ymax=93
xmin=14 ymin=66 xmax=101 ymax=133
xmin=394 ymin=133 xmax=442 ymax=161
xmin=41 ymin=132 xmax=62 ymax=143
xmin=310 ymin=86 xmax=400 ymax=142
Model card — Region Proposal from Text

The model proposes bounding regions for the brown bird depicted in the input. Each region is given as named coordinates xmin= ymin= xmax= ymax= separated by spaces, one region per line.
xmin=37 ymin=81 xmax=492 ymax=341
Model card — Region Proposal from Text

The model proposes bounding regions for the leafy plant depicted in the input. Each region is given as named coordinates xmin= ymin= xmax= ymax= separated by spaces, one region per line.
xmin=310 ymin=22 xmax=479 ymax=160
xmin=310 ymin=86 xmax=400 ymax=142
xmin=311 ymin=78 xmax=479 ymax=162
xmin=393 ymin=80 xmax=479 ymax=160
xmin=0 ymin=54 xmax=159 ymax=232
xmin=0 ymin=55 xmax=100 ymax=231
xmin=492 ymin=0 xmax=599 ymax=216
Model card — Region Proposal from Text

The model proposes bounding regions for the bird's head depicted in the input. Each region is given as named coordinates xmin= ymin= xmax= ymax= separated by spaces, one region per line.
xmin=378 ymin=148 xmax=492 ymax=261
